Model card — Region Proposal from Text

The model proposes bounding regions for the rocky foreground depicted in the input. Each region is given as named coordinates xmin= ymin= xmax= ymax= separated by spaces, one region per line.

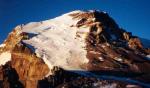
xmin=0 ymin=10 xmax=150 ymax=88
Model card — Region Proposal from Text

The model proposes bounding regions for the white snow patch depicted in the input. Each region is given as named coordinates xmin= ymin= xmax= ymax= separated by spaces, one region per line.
xmin=102 ymin=11 xmax=107 ymax=14
xmin=100 ymin=83 xmax=117 ymax=88
xmin=147 ymin=55 xmax=150 ymax=58
xmin=146 ymin=55 xmax=150 ymax=60
xmin=0 ymin=44 xmax=6 ymax=48
xmin=22 ymin=21 xmax=51 ymax=34
xmin=114 ymin=57 xmax=123 ymax=62
xmin=0 ymin=52 xmax=11 ymax=66
xmin=93 ymin=83 xmax=117 ymax=88
xmin=22 ymin=11 xmax=90 ymax=76
xmin=126 ymin=85 xmax=140 ymax=88
xmin=101 ymin=45 xmax=106 ymax=48
xmin=89 ymin=51 xmax=101 ymax=55
xmin=98 ymin=57 xmax=104 ymax=61
xmin=117 ymin=58 xmax=123 ymax=62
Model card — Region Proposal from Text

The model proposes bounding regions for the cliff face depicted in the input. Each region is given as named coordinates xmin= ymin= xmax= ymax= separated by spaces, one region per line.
xmin=0 ymin=26 xmax=49 ymax=88
xmin=0 ymin=10 xmax=150 ymax=88
xmin=0 ymin=39 xmax=49 ymax=88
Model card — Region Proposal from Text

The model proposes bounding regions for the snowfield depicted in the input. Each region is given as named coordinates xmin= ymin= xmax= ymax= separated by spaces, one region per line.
xmin=0 ymin=52 xmax=11 ymax=66
xmin=0 ymin=44 xmax=6 ymax=48
xmin=22 ymin=11 xmax=90 ymax=75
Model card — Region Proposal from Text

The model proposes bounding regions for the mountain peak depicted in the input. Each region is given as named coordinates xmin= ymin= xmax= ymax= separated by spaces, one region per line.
xmin=0 ymin=10 xmax=150 ymax=88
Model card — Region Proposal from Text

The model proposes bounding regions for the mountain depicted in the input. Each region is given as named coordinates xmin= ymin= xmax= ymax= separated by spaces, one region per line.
xmin=0 ymin=10 xmax=150 ymax=88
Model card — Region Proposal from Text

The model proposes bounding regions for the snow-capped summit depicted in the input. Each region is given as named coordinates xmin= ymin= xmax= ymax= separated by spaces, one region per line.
xmin=22 ymin=10 xmax=90 ymax=73
xmin=0 ymin=10 xmax=150 ymax=88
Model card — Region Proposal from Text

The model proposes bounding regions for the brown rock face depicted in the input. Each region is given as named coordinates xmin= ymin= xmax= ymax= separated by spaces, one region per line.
xmin=0 ymin=26 xmax=23 ymax=53
xmin=0 ymin=37 xmax=49 ymax=88
xmin=0 ymin=25 xmax=49 ymax=88
xmin=11 ymin=43 xmax=49 ymax=88
xmin=128 ymin=37 xmax=143 ymax=49
xmin=70 ymin=10 xmax=150 ymax=86
xmin=123 ymin=32 xmax=131 ymax=41
xmin=0 ymin=43 xmax=49 ymax=88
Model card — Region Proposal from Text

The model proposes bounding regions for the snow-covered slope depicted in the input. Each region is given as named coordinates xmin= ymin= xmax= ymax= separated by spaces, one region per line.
xmin=21 ymin=10 xmax=90 ymax=75
xmin=0 ymin=52 xmax=11 ymax=66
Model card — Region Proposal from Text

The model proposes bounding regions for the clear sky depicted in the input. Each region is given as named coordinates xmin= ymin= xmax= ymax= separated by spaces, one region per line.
xmin=0 ymin=0 xmax=150 ymax=43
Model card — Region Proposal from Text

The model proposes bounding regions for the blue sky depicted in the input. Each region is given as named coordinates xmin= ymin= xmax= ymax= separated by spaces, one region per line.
xmin=0 ymin=0 xmax=150 ymax=43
